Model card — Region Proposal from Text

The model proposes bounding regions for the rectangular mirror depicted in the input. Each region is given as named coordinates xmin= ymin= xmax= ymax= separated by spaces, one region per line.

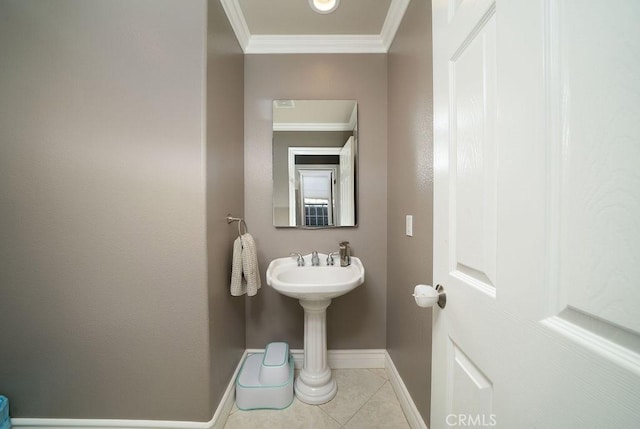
xmin=272 ymin=100 xmax=358 ymax=228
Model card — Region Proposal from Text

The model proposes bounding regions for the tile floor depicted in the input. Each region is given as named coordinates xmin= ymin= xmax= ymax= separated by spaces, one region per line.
xmin=224 ymin=368 xmax=410 ymax=428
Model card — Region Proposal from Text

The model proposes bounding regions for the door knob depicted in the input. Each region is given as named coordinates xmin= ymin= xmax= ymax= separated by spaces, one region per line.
xmin=413 ymin=284 xmax=446 ymax=309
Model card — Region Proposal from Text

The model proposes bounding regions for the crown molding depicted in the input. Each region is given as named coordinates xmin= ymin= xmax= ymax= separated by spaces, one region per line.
xmin=245 ymin=35 xmax=386 ymax=54
xmin=380 ymin=0 xmax=411 ymax=51
xmin=219 ymin=0 xmax=409 ymax=54
xmin=219 ymin=0 xmax=250 ymax=50
xmin=349 ymin=103 xmax=358 ymax=129
xmin=274 ymin=122 xmax=354 ymax=132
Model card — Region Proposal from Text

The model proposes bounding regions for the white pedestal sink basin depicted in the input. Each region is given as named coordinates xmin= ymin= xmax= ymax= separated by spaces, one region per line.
xmin=266 ymin=253 xmax=365 ymax=405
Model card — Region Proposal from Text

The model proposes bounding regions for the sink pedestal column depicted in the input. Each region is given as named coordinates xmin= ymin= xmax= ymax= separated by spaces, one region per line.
xmin=295 ymin=298 xmax=337 ymax=405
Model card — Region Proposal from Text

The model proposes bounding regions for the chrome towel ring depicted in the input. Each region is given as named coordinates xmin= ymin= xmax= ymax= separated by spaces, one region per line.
xmin=226 ymin=214 xmax=248 ymax=236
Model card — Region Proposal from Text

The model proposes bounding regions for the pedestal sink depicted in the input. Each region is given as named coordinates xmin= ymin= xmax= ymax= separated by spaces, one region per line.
xmin=266 ymin=253 xmax=365 ymax=405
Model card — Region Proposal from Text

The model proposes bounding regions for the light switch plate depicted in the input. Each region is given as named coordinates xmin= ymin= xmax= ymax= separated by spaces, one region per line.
xmin=406 ymin=215 xmax=413 ymax=237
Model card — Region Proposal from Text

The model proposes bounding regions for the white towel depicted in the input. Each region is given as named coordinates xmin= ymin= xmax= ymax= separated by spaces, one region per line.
xmin=230 ymin=236 xmax=244 ymax=296
xmin=230 ymin=233 xmax=261 ymax=296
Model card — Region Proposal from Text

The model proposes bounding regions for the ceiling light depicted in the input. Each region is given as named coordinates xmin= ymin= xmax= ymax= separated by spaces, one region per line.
xmin=309 ymin=0 xmax=340 ymax=14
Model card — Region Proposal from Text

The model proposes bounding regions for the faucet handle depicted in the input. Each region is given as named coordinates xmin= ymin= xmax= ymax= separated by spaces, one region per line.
xmin=289 ymin=252 xmax=305 ymax=266
xmin=311 ymin=250 xmax=320 ymax=266
xmin=326 ymin=252 xmax=340 ymax=265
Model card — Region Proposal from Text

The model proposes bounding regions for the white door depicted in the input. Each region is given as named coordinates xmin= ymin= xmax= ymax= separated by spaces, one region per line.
xmin=431 ymin=1 xmax=640 ymax=428
xmin=298 ymin=168 xmax=335 ymax=226
xmin=339 ymin=136 xmax=355 ymax=226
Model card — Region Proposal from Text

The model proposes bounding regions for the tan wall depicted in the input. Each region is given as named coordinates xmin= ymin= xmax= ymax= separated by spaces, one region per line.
xmin=206 ymin=0 xmax=246 ymax=412
xmin=0 ymin=0 xmax=432 ymax=420
xmin=244 ymin=54 xmax=388 ymax=349
xmin=387 ymin=0 xmax=434 ymax=422
xmin=0 ymin=0 xmax=211 ymax=420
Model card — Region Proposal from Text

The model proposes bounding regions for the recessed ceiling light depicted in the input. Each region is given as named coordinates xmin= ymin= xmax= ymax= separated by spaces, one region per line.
xmin=309 ymin=0 xmax=340 ymax=14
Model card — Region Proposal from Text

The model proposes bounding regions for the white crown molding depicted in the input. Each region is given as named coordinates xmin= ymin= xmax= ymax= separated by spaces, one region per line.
xmin=380 ymin=0 xmax=411 ymax=51
xmin=274 ymin=122 xmax=354 ymax=132
xmin=219 ymin=0 xmax=409 ymax=54
xmin=219 ymin=0 xmax=250 ymax=51
xmin=245 ymin=35 xmax=386 ymax=54
xmin=348 ymin=103 xmax=358 ymax=130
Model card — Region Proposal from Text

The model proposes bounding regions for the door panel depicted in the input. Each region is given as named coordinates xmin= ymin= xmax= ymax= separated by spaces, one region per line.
xmin=432 ymin=0 xmax=640 ymax=427
xmin=450 ymin=9 xmax=497 ymax=292
xmin=558 ymin=2 xmax=640 ymax=335
xmin=542 ymin=0 xmax=640 ymax=384
xmin=339 ymin=136 xmax=355 ymax=225
xmin=449 ymin=339 xmax=494 ymax=422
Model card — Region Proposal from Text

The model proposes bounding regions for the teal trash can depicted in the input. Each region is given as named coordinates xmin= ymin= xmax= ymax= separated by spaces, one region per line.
xmin=0 ymin=396 xmax=10 ymax=429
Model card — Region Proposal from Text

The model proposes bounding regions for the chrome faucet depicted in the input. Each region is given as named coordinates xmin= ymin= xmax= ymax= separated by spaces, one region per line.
xmin=326 ymin=252 xmax=340 ymax=266
xmin=311 ymin=250 xmax=320 ymax=266
xmin=290 ymin=252 xmax=305 ymax=266
xmin=339 ymin=241 xmax=351 ymax=267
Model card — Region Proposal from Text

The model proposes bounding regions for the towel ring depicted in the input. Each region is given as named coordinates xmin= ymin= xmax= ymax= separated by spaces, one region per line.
xmin=226 ymin=215 xmax=248 ymax=236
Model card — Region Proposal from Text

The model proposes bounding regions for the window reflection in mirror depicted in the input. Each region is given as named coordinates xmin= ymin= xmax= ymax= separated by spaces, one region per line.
xmin=272 ymin=100 xmax=357 ymax=228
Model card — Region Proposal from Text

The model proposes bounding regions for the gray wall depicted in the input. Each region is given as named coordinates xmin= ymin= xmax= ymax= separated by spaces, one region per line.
xmin=206 ymin=0 xmax=246 ymax=414
xmin=387 ymin=0 xmax=434 ymax=422
xmin=0 ymin=0 xmax=212 ymax=421
xmin=244 ymin=55 xmax=388 ymax=349
xmin=0 ymin=0 xmax=432 ymax=420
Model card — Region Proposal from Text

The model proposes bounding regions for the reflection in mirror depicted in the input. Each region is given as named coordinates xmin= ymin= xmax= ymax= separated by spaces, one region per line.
xmin=273 ymin=100 xmax=357 ymax=228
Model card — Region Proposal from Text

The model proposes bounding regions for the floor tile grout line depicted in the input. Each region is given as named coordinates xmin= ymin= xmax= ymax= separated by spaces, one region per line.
xmin=365 ymin=367 xmax=389 ymax=383
xmin=225 ymin=369 xmax=408 ymax=428
xmin=335 ymin=369 xmax=389 ymax=426
xmin=316 ymin=405 xmax=343 ymax=428
xmin=320 ymin=368 xmax=387 ymax=425
xmin=340 ymin=379 xmax=390 ymax=427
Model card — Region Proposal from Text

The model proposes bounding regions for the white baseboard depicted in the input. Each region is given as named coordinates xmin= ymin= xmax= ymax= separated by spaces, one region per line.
xmin=11 ymin=351 xmax=248 ymax=429
xmin=11 ymin=349 xmax=426 ymax=429
xmin=11 ymin=418 xmax=212 ymax=429
xmin=385 ymin=351 xmax=428 ymax=429
xmin=246 ymin=348 xmax=386 ymax=370
xmin=210 ymin=350 xmax=247 ymax=429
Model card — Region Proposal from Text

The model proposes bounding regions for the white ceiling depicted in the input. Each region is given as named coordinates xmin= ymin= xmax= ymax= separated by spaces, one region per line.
xmin=273 ymin=100 xmax=357 ymax=131
xmin=219 ymin=0 xmax=410 ymax=54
